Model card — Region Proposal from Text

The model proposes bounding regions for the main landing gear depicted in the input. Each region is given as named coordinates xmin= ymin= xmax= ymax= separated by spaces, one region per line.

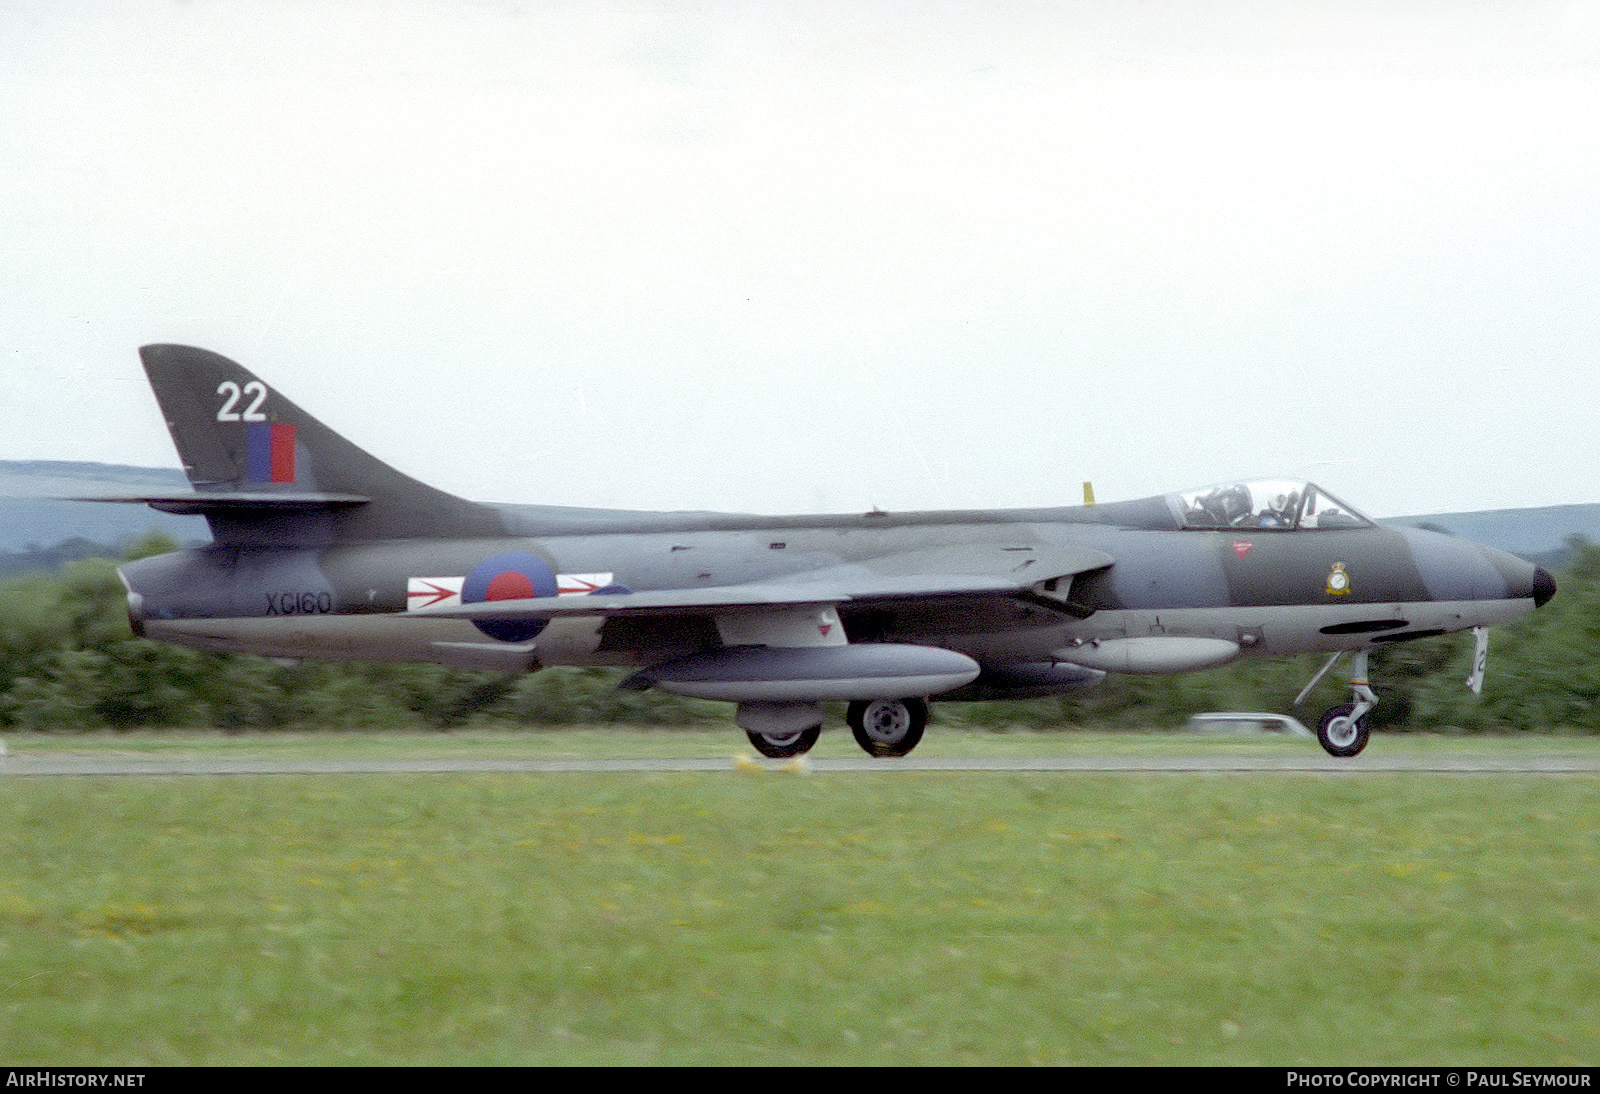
xmin=738 ymin=701 xmax=826 ymax=758
xmin=847 ymin=698 xmax=929 ymax=758
xmin=744 ymin=723 xmax=821 ymax=759
xmin=1297 ymin=649 xmax=1378 ymax=758
xmin=736 ymin=698 xmax=931 ymax=759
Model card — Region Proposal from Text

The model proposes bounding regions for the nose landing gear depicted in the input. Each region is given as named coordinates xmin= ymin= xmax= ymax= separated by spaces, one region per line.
xmin=1297 ymin=649 xmax=1377 ymax=758
xmin=1316 ymin=700 xmax=1372 ymax=757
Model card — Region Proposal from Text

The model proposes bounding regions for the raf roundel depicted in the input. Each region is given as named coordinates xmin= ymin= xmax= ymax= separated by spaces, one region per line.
xmin=461 ymin=552 xmax=558 ymax=642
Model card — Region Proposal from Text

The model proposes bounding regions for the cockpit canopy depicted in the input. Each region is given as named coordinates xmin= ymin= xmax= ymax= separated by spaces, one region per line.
xmin=1171 ymin=480 xmax=1372 ymax=531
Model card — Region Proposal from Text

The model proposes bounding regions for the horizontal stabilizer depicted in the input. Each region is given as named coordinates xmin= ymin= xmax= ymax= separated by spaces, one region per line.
xmin=69 ymin=491 xmax=370 ymax=515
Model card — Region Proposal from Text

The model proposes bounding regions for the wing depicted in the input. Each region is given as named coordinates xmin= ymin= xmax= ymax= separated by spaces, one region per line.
xmin=411 ymin=543 xmax=1113 ymax=622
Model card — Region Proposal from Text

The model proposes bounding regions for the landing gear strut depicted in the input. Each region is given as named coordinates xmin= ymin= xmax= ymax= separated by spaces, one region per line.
xmin=1298 ymin=649 xmax=1377 ymax=758
xmin=847 ymin=698 xmax=929 ymax=758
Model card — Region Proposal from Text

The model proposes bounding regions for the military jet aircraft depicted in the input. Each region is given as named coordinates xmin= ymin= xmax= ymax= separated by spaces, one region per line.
xmin=82 ymin=345 xmax=1556 ymax=759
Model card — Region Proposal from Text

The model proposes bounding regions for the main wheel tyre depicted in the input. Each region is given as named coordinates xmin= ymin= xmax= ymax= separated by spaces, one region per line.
xmin=1317 ymin=702 xmax=1371 ymax=758
xmin=745 ymin=724 xmax=821 ymax=759
xmin=847 ymin=698 xmax=928 ymax=758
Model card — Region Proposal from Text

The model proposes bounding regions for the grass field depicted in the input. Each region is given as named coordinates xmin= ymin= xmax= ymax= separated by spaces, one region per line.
xmin=3 ymin=730 xmax=1598 ymax=1065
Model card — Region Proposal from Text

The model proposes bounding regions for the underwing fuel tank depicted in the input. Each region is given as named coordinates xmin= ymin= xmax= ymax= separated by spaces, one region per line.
xmin=623 ymin=644 xmax=982 ymax=702
xmin=938 ymin=661 xmax=1108 ymax=701
xmin=1055 ymin=636 xmax=1242 ymax=675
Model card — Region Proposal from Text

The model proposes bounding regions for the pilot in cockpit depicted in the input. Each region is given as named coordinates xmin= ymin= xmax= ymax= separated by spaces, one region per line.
xmin=1254 ymin=490 xmax=1300 ymax=528
xmin=1179 ymin=481 xmax=1370 ymax=532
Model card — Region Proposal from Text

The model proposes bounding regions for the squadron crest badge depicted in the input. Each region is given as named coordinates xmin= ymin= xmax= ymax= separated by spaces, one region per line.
xmin=1325 ymin=561 xmax=1351 ymax=596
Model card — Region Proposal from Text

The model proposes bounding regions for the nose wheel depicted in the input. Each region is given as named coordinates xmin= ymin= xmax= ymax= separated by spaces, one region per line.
xmin=1316 ymin=702 xmax=1371 ymax=758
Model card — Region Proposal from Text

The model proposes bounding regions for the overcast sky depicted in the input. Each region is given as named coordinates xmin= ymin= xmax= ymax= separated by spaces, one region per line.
xmin=3 ymin=0 xmax=1598 ymax=518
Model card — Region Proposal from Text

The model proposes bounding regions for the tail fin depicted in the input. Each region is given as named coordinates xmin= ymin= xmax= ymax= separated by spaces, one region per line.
xmin=135 ymin=344 xmax=503 ymax=542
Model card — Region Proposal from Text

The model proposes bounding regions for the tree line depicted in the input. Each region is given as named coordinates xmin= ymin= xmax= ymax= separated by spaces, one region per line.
xmin=2 ymin=533 xmax=1596 ymax=733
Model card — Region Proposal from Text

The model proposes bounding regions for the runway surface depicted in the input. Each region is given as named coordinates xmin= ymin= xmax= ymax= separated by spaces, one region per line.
xmin=6 ymin=753 xmax=1600 ymax=776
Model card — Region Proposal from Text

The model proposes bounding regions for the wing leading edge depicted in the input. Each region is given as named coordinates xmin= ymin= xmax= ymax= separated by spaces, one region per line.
xmin=411 ymin=544 xmax=1115 ymax=622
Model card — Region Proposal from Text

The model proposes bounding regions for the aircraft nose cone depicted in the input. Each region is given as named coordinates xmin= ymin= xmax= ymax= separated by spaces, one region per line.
xmin=1533 ymin=565 xmax=1557 ymax=609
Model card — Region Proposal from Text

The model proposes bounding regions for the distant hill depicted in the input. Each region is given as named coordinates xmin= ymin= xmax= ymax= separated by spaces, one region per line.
xmin=1 ymin=460 xmax=1596 ymax=575
xmin=1382 ymin=505 xmax=1600 ymax=570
